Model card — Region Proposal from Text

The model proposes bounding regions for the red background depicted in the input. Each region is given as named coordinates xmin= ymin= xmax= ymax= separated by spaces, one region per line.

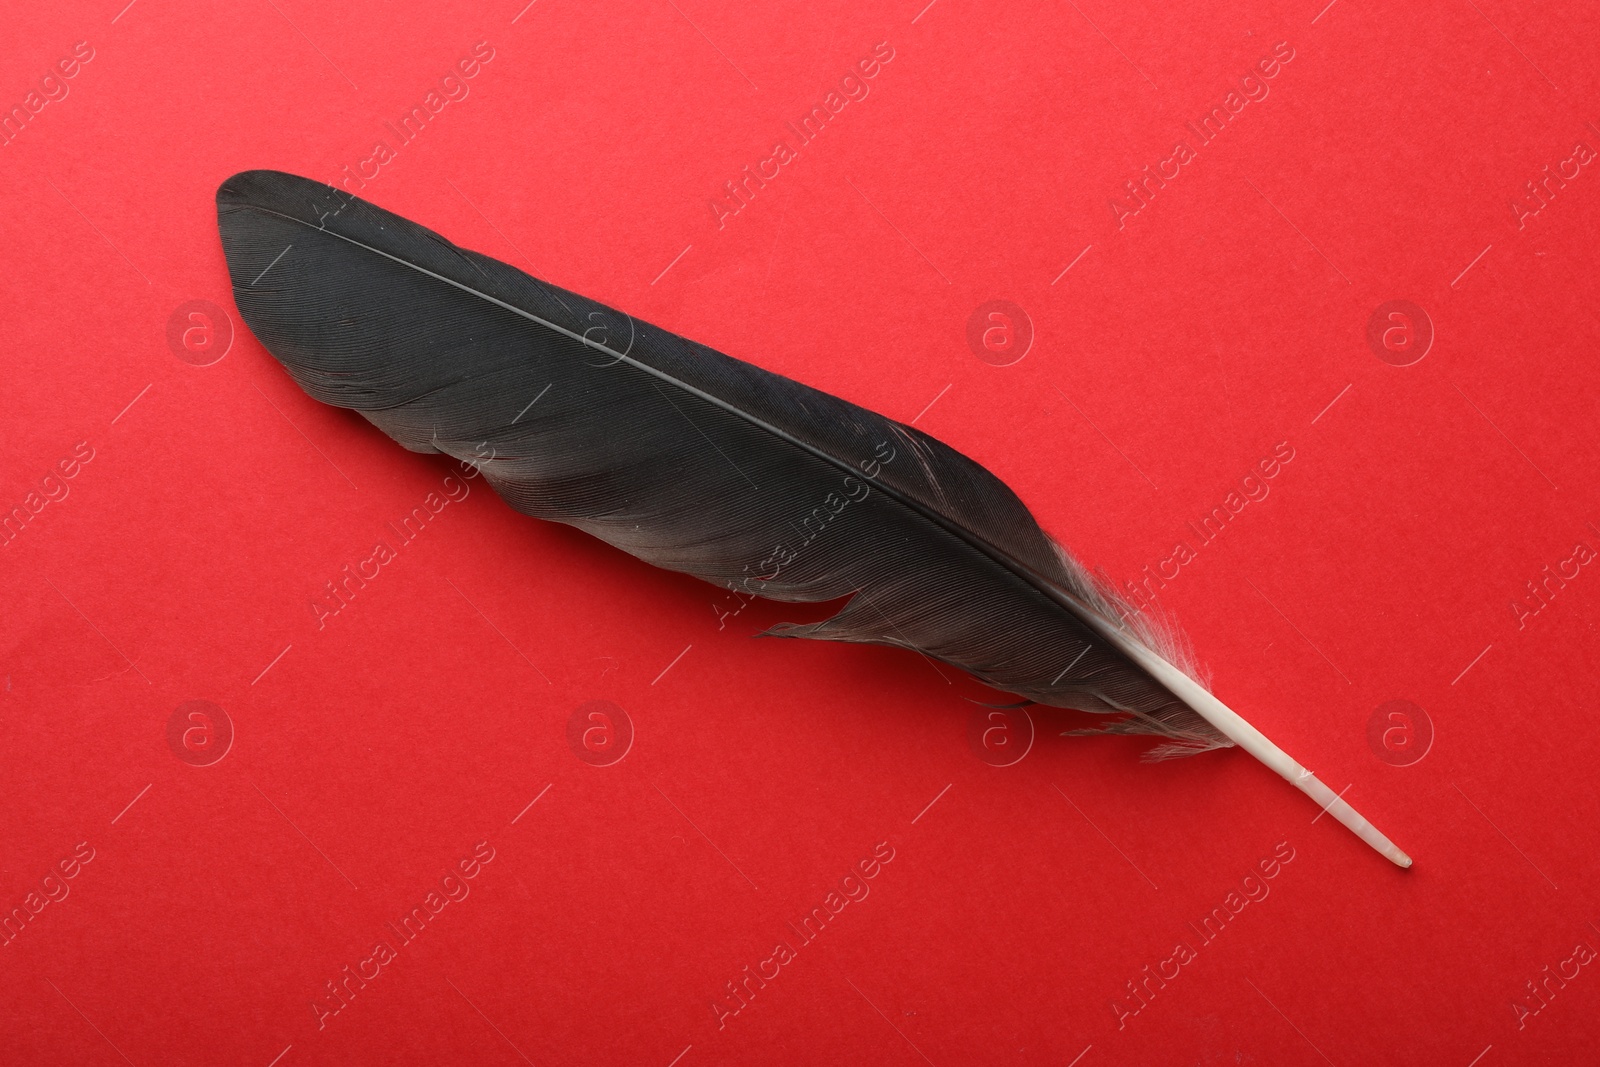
xmin=3 ymin=0 xmax=1598 ymax=1064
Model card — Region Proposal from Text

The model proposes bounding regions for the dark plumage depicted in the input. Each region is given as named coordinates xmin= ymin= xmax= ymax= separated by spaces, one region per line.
xmin=216 ymin=169 xmax=1227 ymax=755
xmin=215 ymin=170 xmax=1413 ymax=865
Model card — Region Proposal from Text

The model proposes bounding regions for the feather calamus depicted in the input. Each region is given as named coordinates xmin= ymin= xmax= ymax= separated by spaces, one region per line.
xmin=215 ymin=170 xmax=1410 ymax=867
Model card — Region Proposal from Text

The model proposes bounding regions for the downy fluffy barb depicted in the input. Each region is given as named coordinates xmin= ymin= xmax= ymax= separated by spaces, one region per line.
xmin=215 ymin=170 xmax=1231 ymax=757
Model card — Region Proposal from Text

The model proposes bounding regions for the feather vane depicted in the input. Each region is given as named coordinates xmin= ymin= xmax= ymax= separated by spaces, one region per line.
xmin=215 ymin=170 xmax=1409 ymax=866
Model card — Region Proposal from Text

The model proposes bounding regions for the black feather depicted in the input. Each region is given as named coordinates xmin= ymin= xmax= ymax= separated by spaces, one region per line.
xmin=215 ymin=170 xmax=1231 ymax=757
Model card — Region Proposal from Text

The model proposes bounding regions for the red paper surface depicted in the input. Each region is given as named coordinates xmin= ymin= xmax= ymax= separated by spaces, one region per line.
xmin=4 ymin=1 xmax=1599 ymax=1064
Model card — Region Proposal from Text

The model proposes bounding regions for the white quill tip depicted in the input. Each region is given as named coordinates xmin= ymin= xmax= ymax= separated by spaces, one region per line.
xmin=1078 ymin=611 xmax=1414 ymax=868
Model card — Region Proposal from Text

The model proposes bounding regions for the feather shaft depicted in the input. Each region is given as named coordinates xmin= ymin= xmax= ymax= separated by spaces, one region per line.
xmin=214 ymin=170 xmax=1411 ymax=868
xmin=1077 ymin=607 xmax=1413 ymax=867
